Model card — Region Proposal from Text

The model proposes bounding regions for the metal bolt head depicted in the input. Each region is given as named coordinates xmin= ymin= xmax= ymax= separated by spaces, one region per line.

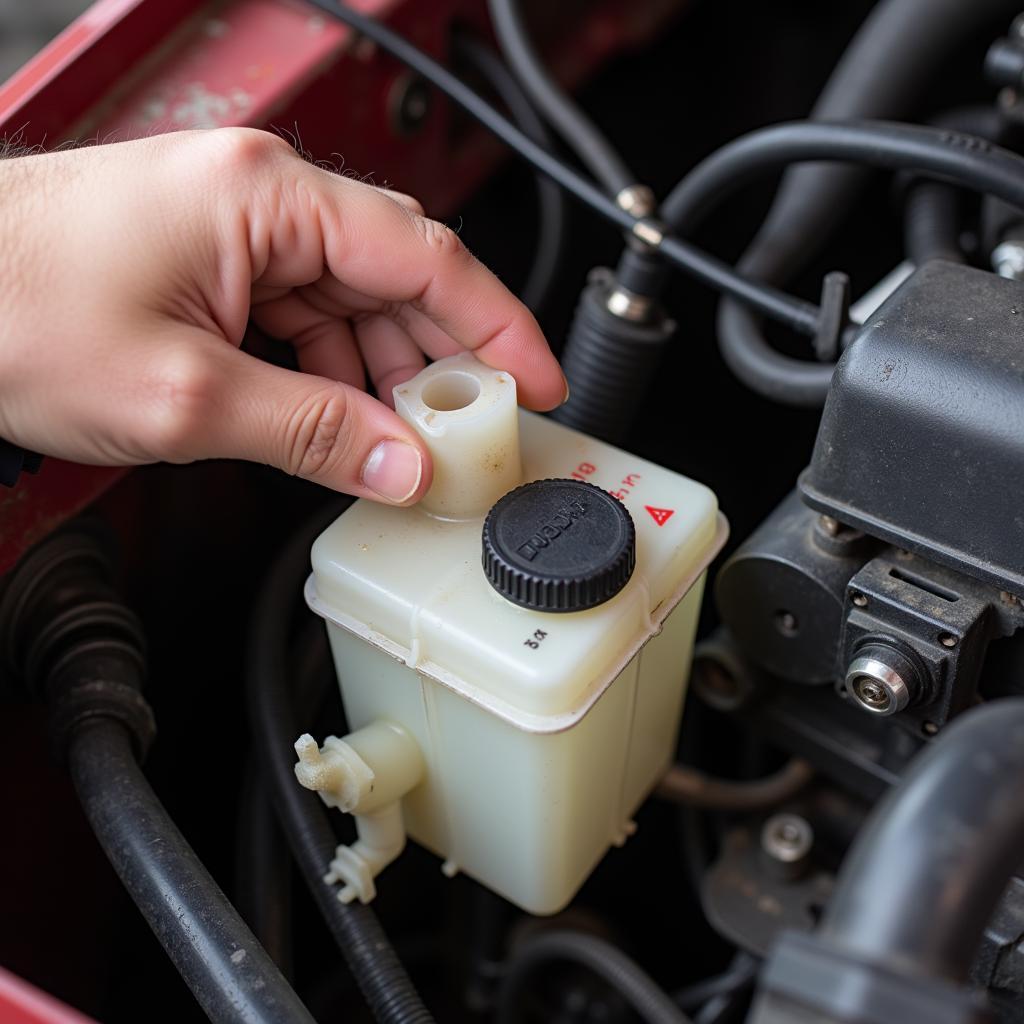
xmin=851 ymin=591 xmax=868 ymax=608
xmin=992 ymin=239 xmax=1024 ymax=281
xmin=845 ymin=653 xmax=912 ymax=716
xmin=615 ymin=184 xmax=656 ymax=218
xmin=761 ymin=813 xmax=813 ymax=865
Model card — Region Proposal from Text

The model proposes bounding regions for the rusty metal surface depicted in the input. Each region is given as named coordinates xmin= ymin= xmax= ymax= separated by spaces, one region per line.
xmin=0 ymin=0 xmax=685 ymax=574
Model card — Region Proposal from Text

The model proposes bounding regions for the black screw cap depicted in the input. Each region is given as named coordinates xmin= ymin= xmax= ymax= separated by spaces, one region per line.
xmin=482 ymin=479 xmax=636 ymax=612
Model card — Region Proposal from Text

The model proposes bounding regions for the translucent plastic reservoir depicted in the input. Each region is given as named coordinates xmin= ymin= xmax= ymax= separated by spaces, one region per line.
xmin=305 ymin=354 xmax=727 ymax=913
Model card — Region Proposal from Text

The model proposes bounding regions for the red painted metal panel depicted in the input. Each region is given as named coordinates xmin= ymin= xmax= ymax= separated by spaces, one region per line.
xmin=0 ymin=967 xmax=98 ymax=1024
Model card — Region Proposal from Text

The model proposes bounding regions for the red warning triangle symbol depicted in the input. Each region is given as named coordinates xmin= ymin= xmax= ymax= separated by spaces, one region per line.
xmin=645 ymin=505 xmax=675 ymax=527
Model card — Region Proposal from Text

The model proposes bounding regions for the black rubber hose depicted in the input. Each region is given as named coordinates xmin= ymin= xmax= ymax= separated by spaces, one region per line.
xmin=902 ymin=106 xmax=1008 ymax=266
xmin=235 ymin=618 xmax=334 ymax=977
xmin=660 ymin=121 xmax=1024 ymax=234
xmin=487 ymin=0 xmax=634 ymax=194
xmin=496 ymin=930 xmax=695 ymax=1024
xmin=452 ymin=35 xmax=567 ymax=315
xmin=711 ymin=0 xmax=1019 ymax=405
xmin=246 ymin=504 xmax=435 ymax=1024
xmin=903 ymin=179 xmax=965 ymax=265
xmin=654 ymin=118 xmax=1024 ymax=406
xmin=68 ymin=718 xmax=316 ymax=1024
xmin=820 ymin=699 xmax=1024 ymax=983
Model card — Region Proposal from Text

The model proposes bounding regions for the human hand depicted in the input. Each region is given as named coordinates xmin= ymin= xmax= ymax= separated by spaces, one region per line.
xmin=0 ymin=129 xmax=565 ymax=503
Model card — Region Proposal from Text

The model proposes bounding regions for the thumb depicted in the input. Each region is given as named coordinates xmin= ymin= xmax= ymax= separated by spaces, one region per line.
xmin=164 ymin=341 xmax=431 ymax=503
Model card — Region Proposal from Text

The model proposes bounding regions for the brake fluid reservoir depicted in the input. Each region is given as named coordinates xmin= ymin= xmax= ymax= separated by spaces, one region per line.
xmin=302 ymin=352 xmax=727 ymax=914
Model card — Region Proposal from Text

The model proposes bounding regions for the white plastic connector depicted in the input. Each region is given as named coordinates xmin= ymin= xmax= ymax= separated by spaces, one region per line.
xmin=393 ymin=351 xmax=522 ymax=519
xmin=294 ymin=720 xmax=424 ymax=904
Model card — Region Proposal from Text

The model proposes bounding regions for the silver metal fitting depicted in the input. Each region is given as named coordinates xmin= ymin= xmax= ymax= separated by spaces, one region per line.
xmin=615 ymin=184 xmax=656 ymax=219
xmin=992 ymin=239 xmax=1024 ymax=281
xmin=845 ymin=654 xmax=912 ymax=716
xmin=761 ymin=813 xmax=814 ymax=876
xmin=631 ymin=218 xmax=664 ymax=249
xmin=605 ymin=285 xmax=655 ymax=323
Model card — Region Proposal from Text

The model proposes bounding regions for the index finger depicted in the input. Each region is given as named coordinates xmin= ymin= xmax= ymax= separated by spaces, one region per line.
xmin=309 ymin=168 xmax=567 ymax=411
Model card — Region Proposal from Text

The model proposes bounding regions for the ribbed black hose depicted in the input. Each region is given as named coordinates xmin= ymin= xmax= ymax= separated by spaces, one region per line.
xmin=487 ymin=0 xmax=634 ymax=194
xmin=246 ymin=505 xmax=435 ymax=1024
xmin=711 ymin=0 xmax=1020 ymax=406
xmin=452 ymin=35 xmax=567 ymax=315
xmin=68 ymin=719 xmax=315 ymax=1024
xmin=496 ymin=930 xmax=694 ymax=1024
xmin=821 ymin=699 xmax=1024 ymax=982
xmin=552 ymin=271 xmax=674 ymax=443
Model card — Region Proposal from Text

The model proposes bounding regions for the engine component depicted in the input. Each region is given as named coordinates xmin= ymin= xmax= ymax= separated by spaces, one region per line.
xmin=715 ymin=492 xmax=874 ymax=685
xmin=753 ymin=699 xmax=1024 ymax=1024
xmin=837 ymin=552 xmax=1024 ymax=727
xmin=801 ymin=260 xmax=1024 ymax=597
xmin=301 ymin=353 xmax=727 ymax=913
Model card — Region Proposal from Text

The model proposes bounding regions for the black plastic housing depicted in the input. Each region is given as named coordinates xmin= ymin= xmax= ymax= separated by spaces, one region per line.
xmin=800 ymin=261 xmax=1024 ymax=597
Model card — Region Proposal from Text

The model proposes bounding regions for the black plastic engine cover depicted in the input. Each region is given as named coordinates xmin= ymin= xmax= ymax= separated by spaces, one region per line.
xmin=800 ymin=260 xmax=1024 ymax=598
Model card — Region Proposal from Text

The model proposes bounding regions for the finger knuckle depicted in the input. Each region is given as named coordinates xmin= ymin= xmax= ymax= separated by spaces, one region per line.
xmin=145 ymin=350 xmax=220 ymax=457
xmin=285 ymin=386 xmax=356 ymax=480
xmin=413 ymin=215 xmax=465 ymax=260
xmin=201 ymin=127 xmax=295 ymax=179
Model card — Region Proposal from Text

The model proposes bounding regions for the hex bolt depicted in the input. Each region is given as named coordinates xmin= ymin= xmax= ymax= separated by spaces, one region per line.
xmin=992 ymin=239 xmax=1024 ymax=281
xmin=844 ymin=647 xmax=921 ymax=716
xmin=761 ymin=813 xmax=814 ymax=880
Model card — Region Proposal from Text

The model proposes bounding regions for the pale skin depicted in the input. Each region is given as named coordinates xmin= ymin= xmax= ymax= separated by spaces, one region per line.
xmin=0 ymin=128 xmax=567 ymax=503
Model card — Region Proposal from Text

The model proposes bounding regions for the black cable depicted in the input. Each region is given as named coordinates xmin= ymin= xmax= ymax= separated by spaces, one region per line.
xmin=452 ymin=35 xmax=567 ymax=315
xmin=69 ymin=719 xmax=316 ymax=1024
xmin=713 ymin=0 xmax=1020 ymax=406
xmin=246 ymin=502 xmax=435 ymax=1024
xmin=301 ymin=0 xmax=819 ymax=335
xmin=496 ymin=930 xmax=695 ymax=1024
xmin=487 ymin=0 xmax=634 ymax=195
xmin=821 ymin=699 xmax=1024 ymax=982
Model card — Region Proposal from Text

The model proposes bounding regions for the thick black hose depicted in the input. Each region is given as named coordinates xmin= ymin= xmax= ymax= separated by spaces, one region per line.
xmin=487 ymin=0 xmax=634 ymax=194
xmin=660 ymin=121 xmax=1024 ymax=234
xmin=713 ymin=0 xmax=1019 ymax=405
xmin=902 ymin=106 xmax=1008 ymax=266
xmin=246 ymin=504 xmax=435 ymax=1024
xmin=301 ymin=0 xmax=819 ymax=334
xmin=903 ymin=180 xmax=965 ymax=265
xmin=235 ymin=618 xmax=334 ymax=976
xmin=68 ymin=719 xmax=315 ymax=1024
xmin=496 ymin=930 xmax=694 ymax=1024
xmin=821 ymin=699 xmax=1024 ymax=982
xmin=452 ymin=35 xmax=567 ymax=315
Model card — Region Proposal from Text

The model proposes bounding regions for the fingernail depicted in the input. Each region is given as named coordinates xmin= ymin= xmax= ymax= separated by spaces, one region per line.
xmin=561 ymin=373 xmax=571 ymax=406
xmin=362 ymin=439 xmax=423 ymax=503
